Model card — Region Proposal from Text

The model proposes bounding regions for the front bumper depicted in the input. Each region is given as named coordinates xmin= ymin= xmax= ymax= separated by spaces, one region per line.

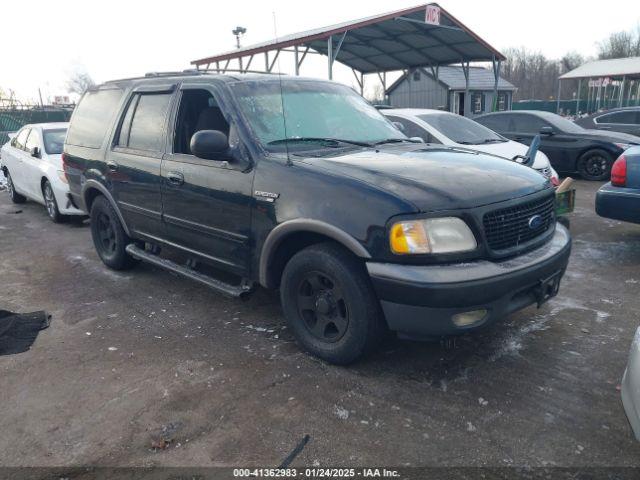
xmin=622 ymin=327 xmax=640 ymax=441
xmin=596 ymin=183 xmax=640 ymax=225
xmin=51 ymin=180 xmax=84 ymax=216
xmin=367 ymin=224 xmax=571 ymax=338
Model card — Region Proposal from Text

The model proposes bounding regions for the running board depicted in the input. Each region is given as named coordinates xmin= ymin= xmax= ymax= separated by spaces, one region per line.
xmin=125 ymin=244 xmax=253 ymax=298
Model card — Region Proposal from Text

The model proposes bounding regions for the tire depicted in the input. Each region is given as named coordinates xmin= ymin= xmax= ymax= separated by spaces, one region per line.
xmin=5 ymin=171 xmax=26 ymax=204
xmin=42 ymin=180 xmax=63 ymax=223
xmin=89 ymin=195 xmax=139 ymax=270
xmin=577 ymin=149 xmax=612 ymax=181
xmin=280 ymin=242 xmax=386 ymax=365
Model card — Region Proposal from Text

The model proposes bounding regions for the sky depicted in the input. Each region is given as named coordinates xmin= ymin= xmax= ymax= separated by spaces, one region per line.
xmin=1 ymin=0 xmax=639 ymax=103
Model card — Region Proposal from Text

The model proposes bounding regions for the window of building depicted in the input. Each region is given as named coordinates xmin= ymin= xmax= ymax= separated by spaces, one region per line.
xmin=498 ymin=93 xmax=507 ymax=111
xmin=473 ymin=93 xmax=484 ymax=114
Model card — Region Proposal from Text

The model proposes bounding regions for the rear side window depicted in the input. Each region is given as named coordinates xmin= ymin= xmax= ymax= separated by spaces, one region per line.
xmin=512 ymin=114 xmax=549 ymax=133
xmin=476 ymin=115 xmax=508 ymax=132
xmin=66 ymin=89 xmax=124 ymax=148
xmin=596 ymin=111 xmax=638 ymax=124
xmin=118 ymin=93 xmax=172 ymax=152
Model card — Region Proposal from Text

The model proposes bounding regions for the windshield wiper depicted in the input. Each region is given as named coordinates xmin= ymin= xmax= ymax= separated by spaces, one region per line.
xmin=267 ymin=137 xmax=372 ymax=147
xmin=373 ymin=138 xmax=421 ymax=145
xmin=478 ymin=138 xmax=506 ymax=144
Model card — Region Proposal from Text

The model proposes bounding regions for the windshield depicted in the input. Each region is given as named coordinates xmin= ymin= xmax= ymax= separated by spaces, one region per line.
xmin=229 ymin=80 xmax=407 ymax=153
xmin=418 ymin=113 xmax=505 ymax=145
xmin=545 ymin=114 xmax=586 ymax=134
xmin=43 ymin=129 xmax=67 ymax=154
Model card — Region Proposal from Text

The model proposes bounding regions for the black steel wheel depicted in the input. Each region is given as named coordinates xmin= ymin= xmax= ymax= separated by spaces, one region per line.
xmin=296 ymin=271 xmax=350 ymax=343
xmin=280 ymin=242 xmax=386 ymax=365
xmin=43 ymin=180 xmax=62 ymax=223
xmin=577 ymin=149 xmax=612 ymax=181
xmin=5 ymin=171 xmax=26 ymax=204
xmin=90 ymin=195 xmax=139 ymax=270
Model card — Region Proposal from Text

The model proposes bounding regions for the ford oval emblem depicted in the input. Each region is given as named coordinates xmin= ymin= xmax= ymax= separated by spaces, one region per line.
xmin=528 ymin=214 xmax=544 ymax=230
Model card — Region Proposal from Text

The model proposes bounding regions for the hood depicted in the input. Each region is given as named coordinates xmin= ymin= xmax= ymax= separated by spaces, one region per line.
xmin=300 ymin=145 xmax=550 ymax=212
xmin=462 ymin=140 xmax=550 ymax=170
xmin=575 ymin=129 xmax=640 ymax=144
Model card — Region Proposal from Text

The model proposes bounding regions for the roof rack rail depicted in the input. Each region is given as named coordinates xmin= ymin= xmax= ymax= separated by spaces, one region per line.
xmin=144 ymin=70 xmax=205 ymax=77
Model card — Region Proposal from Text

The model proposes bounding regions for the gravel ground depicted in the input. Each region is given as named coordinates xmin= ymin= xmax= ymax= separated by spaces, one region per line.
xmin=0 ymin=179 xmax=639 ymax=468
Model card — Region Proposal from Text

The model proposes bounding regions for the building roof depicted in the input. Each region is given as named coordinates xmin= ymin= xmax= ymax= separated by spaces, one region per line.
xmin=386 ymin=65 xmax=516 ymax=94
xmin=559 ymin=57 xmax=640 ymax=80
xmin=191 ymin=3 xmax=505 ymax=74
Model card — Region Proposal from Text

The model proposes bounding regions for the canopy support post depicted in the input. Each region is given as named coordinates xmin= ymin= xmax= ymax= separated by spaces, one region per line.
xmin=556 ymin=79 xmax=562 ymax=114
xmin=619 ymin=76 xmax=626 ymax=108
xmin=294 ymin=46 xmax=300 ymax=76
xmin=327 ymin=36 xmax=333 ymax=79
xmin=492 ymin=56 xmax=501 ymax=112
xmin=265 ymin=52 xmax=270 ymax=72
xmin=576 ymin=78 xmax=581 ymax=115
xmin=461 ymin=60 xmax=470 ymax=117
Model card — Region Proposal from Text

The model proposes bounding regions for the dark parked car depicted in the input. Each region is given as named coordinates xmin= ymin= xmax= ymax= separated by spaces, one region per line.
xmin=476 ymin=110 xmax=640 ymax=181
xmin=63 ymin=72 xmax=571 ymax=364
xmin=575 ymin=107 xmax=640 ymax=137
xmin=596 ymin=146 xmax=640 ymax=224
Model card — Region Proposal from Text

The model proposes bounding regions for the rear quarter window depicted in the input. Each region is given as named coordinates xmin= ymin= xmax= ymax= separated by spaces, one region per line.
xmin=66 ymin=89 xmax=124 ymax=148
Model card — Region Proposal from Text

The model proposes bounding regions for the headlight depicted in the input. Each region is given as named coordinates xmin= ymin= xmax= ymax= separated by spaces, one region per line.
xmin=390 ymin=217 xmax=477 ymax=254
xmin=615 ymin=143 xmax=632 ymax=151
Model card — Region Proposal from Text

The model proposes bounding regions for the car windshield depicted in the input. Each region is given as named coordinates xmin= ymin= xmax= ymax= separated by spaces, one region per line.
xmin=544 ymin=114 xmax=587 ymax=134
xmin=43 ymin=129 xmax=67 ymax=154
xmin=418 ymin=113 xmax=505 ymax=145
xmin=229 ymin=80 xmax=407 ymax=153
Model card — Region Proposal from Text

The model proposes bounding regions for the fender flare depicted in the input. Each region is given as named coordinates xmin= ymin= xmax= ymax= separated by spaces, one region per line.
xmin=82 ymin=180 xmax=132 ymax=237
xmin=259 ymin=219 xmax=371 ymax=288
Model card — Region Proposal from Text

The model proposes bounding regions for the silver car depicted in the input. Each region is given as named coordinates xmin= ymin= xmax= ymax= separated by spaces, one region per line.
xmin=622 ymin=327 xmax=640 ymax=440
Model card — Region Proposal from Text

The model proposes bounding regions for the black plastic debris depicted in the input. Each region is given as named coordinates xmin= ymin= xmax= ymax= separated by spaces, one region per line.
xmin=0 ymin=309 xmax=50 ymax=355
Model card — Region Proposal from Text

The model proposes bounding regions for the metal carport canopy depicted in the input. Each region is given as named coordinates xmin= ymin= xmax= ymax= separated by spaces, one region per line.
xmin=190 ymin=3 xmax=505 ymax=74
xmin=559 ymin=57 xmax=640 ymax=80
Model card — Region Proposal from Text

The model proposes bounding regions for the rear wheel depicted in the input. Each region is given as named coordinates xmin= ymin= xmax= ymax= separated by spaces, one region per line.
xmin=577 ymin=149 xmax=612 ymax=181
xmin=90 ymin=195 xmax=139 ymax=270
xmin=5 ymin=171 xmax=26 ymax=204
xmin=43 ymin=180 xmax=62 ymax=223
xmin=280 ymin=243 xmax=386 ymax=365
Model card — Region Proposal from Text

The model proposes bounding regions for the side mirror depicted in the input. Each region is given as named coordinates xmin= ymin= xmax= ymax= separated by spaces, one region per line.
xmin=540 ymin=126 xmax=554 ymax=136
xmin=392 ymin=122 xmax=406 ymax=133
xmin=31 ymin=147 xmax=41 ymax=158
xmin=190 ymin=130 xmax=230 ymax=160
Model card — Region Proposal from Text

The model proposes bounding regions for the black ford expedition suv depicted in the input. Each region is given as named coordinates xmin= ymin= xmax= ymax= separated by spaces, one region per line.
xmin=64 ymin=72 xmax=571 ymax=364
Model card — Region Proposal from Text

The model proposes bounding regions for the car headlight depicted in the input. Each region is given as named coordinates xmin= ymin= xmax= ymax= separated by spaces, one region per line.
xmin=390 ymin=217 xmax=477 ymax=254
xmin=615 ymin=143 xmax=632 ymax=150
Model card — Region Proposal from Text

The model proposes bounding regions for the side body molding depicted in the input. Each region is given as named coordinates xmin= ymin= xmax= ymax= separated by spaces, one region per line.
xmin=82 ymin=179 xmax=132 ymax=237
xmin=259 ymin=218 xmax=371 ymax=287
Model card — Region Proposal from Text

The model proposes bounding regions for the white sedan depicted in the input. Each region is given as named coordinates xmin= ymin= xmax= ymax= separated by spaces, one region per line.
xmin=382 ymin=108 xmax=560 ymax=185
xmin=0 ymin=122 xmax=84 ymax=222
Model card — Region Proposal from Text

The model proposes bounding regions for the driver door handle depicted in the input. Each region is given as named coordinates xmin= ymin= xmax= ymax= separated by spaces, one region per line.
xmin=167 ymin=171 xmax=184 ymax=186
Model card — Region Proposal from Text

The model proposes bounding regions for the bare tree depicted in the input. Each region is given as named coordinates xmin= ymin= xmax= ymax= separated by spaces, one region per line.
xmin=597 ymin=27 xmax=640 ymax=59
xmin=66 ymin=69 xmax=95 ymax=95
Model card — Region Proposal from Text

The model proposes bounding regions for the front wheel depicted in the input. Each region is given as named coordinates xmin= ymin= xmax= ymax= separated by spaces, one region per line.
xmin=280 ymin=243 xmax=386 ymax=365
xmin=5 ymin=171 xmax=26 ymax=204
xmin=577 ymin=149 xmax=612 ymax=181
xmin=43 ymin=180 xmax=62 ymax=223
xmin=90 ymin=195 xmax=139 ymax=270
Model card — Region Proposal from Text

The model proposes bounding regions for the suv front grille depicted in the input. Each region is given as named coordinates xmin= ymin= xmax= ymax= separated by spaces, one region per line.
xmin=483 ymin=194 xmax=555 ymax=252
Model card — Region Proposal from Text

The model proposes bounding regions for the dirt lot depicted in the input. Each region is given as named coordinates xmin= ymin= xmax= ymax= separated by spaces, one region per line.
xmin=0 ymin=179 xmax=639 ymax=468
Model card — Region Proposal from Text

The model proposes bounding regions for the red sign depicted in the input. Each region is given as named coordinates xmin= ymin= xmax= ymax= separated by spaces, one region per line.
xmin=425 ymin=5 xmax=440 ymax=25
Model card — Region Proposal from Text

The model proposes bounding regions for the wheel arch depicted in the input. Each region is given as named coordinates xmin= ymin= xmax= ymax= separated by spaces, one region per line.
xmin=82 ymin=180 xmax=132 ymax=236
xmin=259 ymin=219 xmax=371 ymax=289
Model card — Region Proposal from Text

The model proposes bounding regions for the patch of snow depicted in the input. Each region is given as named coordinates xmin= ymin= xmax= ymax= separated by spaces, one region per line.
xmin=478 ymin=397 xmax=488 ymax=406
xmin=108 ymin=347 xmax=118 ymax=351
xmin=0 ymin=170 xmax=6 ymax=190
xmin=334 ymin=406 xmax=349 ymax=420
xmin=466 ymin=421 xmax=477 ymax=432
xmin=626 ymin=279 xmax=639 ymax=284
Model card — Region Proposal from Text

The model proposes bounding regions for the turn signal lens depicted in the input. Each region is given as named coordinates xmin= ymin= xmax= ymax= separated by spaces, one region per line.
xmin=390 ymin=221 xmax=430 ymax=254
xmin=390 ymin=217 xmax=477 ymax=255
xmin=611 ymin=155 xmax=627 ymax=187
